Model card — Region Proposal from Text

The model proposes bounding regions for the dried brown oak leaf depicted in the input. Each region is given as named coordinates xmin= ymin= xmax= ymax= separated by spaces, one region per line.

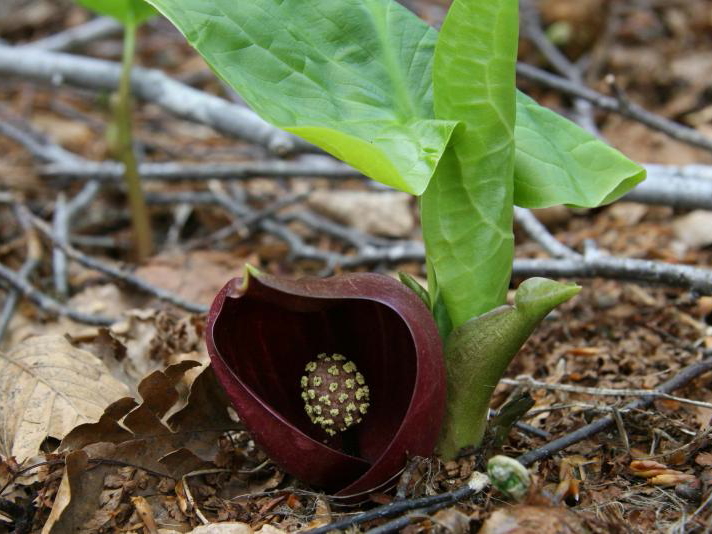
xmin=43 ymin=363 xmax=238 ymax=533
xmin=60 ymin=361 xmax=237 ymax=477
xmin=0 ymin=335 xmax=129 ymax=461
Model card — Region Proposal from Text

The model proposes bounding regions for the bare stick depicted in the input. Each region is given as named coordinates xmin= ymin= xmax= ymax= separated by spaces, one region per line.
xmin=0 ymin=214 xmax=41 ymax=342
xmin=624 ymin=165 xmax=712 ymax=210
xmin=0 ymin=262 xmax=114 ymax=326
xmin=38 ymin=158 xmax=712 ymax=211
xmin=513 ymin=255 xmax=712 ymax=294
xmin=0 ymin=113 xmax=81 ymax=164
xmin=513 ymin=207 xmax=580 ymax=259
xmin=40 ymin=158 xmax=361 ymax=182
xmin=0 ymin=44 xmax=306 ymax=154
xmin=22 ymin=17 xmax=122 ymax=52
xmin=501 ymin=377 xmax=712 ymax=410
xmin=26 ymin=210 xmax=208 ymax=314
xmin=52 ymin=193 xmax=69 ymax=296
xmin=517 ymin=354 xmax=712 ymax=466
xmin=516 ymin=62 xmax=712 ymax=154
xmin=51 ymin=181 xmax=101 ymax=297
xmin=304 ymin=473 xmax=490 ymax=534
xmin=520 ymin=0 xmax=599 ymax=135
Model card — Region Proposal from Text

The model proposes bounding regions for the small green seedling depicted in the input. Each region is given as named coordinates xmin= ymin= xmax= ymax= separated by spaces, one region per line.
xmin=147 ymin=0 xmax=645 ymax=458
xmin=76 ymin=0 xmax=157 ymax=260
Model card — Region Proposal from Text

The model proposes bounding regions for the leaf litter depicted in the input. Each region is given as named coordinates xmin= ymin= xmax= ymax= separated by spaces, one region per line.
xmin=1 ymin=0 xmax=712 ymax=531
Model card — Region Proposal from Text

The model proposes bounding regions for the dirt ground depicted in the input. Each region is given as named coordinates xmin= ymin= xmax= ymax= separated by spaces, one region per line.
xmin=1 ymin=0 xmax=712 ymax=532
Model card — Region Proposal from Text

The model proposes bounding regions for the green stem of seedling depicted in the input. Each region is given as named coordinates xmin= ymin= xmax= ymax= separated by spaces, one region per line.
xmin=114 ymin=21 xmax=153 ymax=261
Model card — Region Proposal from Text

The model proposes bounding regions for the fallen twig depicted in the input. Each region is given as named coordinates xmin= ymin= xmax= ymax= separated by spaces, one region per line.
xmin=0 ymin=262 xmax=114 ymax=326
xmin=40 ymin=159 xmax=360 ymax=182
xmin=514 ymin=207 xmax=579 ymax=259
xmin=38 ymin=158 xmax=712 ymax=211
xmin=304 ymin=473 xmax=490 ymax=534
xmin=517 ymin=354 xmax=712 ymax=466
xmin=0 ymin=210 xmax=42 ymax=343
xmin=52 ymin=181 xmax=101 ymax=297
xmin=25 ymin=211 xmax=208 ymax=314
xmin=0 ymin=44 xmax=306 ymax=154
xmin=21 ymin=16 xmax=122 ymax=52
xmin=516 ymin=62 xmax=712 ymax=154
xmin=513 ymin=255 xmax=712 ymax=294
xmin=501 ymin=376 xmax=712 ymax=410
xmin=624 ymin=165 xmax=712 ymax=210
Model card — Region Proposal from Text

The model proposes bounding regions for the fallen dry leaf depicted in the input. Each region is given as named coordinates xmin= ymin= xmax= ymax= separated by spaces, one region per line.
xmin=134 ymin=249 xmax=248 ymax=306
xmin=41 ymin=449 xmax=112 ymax=534
xmin=673 ymin=210 xmax=712 ymax=248
xmin=695 ymin=452 xmax=712 ymax=467
xmin=0 ymin=335 xmax=129 ymax=460
xmin=432 ymin=508 xmax=471 ymax=533
xmin=188 ymin=524 xmax=254 ymax=534
xmin=40 ymin=363 xmax=238 ymax=532
xmin=60 ymin=362 xmax=237 ymax=477
xmin=478 ymin=505 xmax=592 ymax=534
xmin=630 ymin=460 xmax=697 ymax=486
xmin=307 ymin=190 xmax=415 ymax=237
xmin=131 ymin=495 xmax=159 ymax=534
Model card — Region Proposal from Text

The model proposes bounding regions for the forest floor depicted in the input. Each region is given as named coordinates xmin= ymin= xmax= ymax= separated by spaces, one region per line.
xmin=1 ymin=0 xmax=712 ymax=532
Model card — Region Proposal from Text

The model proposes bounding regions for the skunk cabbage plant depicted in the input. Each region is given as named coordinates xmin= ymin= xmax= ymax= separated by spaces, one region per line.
xmin=206 ymin=269 xmax=445 ymax=495
xmin=150 ymin=0 xmax=645 ymax=484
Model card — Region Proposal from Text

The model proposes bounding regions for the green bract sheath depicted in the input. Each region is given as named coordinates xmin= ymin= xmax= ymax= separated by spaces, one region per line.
xmin=438 ymin=278 xmax=581 ymax=458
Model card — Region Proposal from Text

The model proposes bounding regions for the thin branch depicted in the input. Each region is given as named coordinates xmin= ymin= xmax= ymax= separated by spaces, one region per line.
xmin=51 ymin=182 xmax=101 ymax=297
xmin=0 ymin=262 xmax=114 ymax=326
xmin=0 ymin=112 xmax=82 ymax=164
xmin=303 ymin=473 xmax=490 ymax=534
xmin=501 ymin=376 xmax=712 ymax=410
xmin=0 ymin=212 xmax=41 ymax=343
xmin=520 ymin=0 xmax=599 ymax=135
xmin=512 ymin=255 xmax=712 ymax=294
xmin=516 ymin=62 xmax=712 ymax=153
xmin=25 ymin=210 xmax=208 ymax=314
xmin=513 ymin=207 xmax=580 ymax=259
xmin=38 ymin=158 xmax=712 ymax=211
xmin=21 ymin=17 xmax=122 ymax=52
xmin=0 ymin=44 xmax=308 ymax=155
xmin=624 ymin=165 xmax=712 ymax=210
xmin=182 ymin=190 xmax=309 ymax=250
xmin=355 ymin=473 xmax=490 ymax=534
xmin=517 ymin=354 xmax=712 ymax=466
xmin=40 ymin=159 xmax=361 ymax=182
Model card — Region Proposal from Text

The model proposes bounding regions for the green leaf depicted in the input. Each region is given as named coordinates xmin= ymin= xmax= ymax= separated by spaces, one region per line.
xmin=421 ymin=0 xmax=518 ymax=327
xmin=145 ymin=0 xmax=457 ymax=195
xmin=514 ymin=92 xmax=646 ymax=208
xmin=76 ymin=0 xmax=157 ymax=25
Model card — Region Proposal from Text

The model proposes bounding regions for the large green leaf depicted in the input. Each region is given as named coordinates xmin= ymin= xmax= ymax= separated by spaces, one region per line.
xmin=76 ymin=0 xmax=157 ymax=25
xmin=421 ymin=0 xmax=518 ymax=327
xmin=146 ymin=0 xmax=457 ymax=195
xmin=514 ymin=93 xmax=646 ymax=208
xmin=148 ymin=0 xmax=642 ymax=203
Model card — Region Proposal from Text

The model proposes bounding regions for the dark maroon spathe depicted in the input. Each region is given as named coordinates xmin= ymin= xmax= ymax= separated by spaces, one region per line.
xmin=206 ymin=271 xmax=446 ymax=496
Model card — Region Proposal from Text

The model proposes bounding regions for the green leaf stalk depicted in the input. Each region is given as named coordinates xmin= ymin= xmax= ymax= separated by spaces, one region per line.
xmin=114 ymin=20 xmax=152 ymax=260
xmin=76 ymin=0 xmax=157 ymax=260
